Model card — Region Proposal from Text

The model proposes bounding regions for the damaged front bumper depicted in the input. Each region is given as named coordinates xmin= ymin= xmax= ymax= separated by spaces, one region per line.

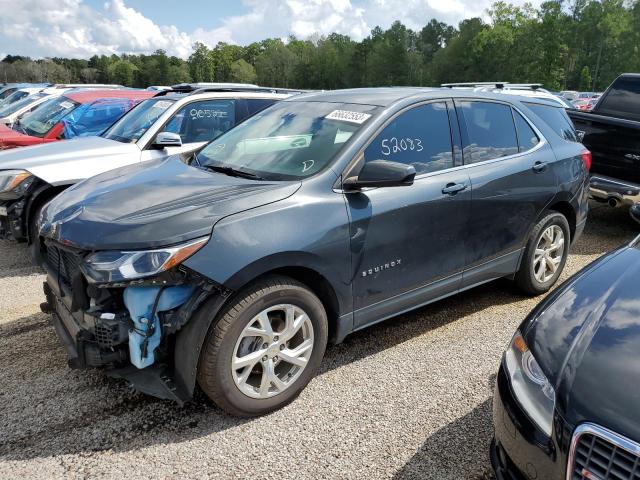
xmin=42 ymin=241 xmax=226 ymax=403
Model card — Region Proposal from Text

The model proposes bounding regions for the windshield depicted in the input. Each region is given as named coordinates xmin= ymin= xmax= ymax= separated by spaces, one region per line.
xmin=0 ymin=89 xmax=31 ymax=107
xmin=60 ymin=98 xmax=139 ymax=139
xmin=0 ymin=93 xmax=47 ymax=117
xmin=103 ymin=98 xmax=175 ymax=143
xmin=0 ymin=87 xmax=18 ymax=101
xmin=197 ymin=101 xmax=378 ymax=180
xmin=17 ymin=96 xmax=80 ymax=137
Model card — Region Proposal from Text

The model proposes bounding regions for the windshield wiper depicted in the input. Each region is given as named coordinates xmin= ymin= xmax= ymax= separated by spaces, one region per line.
xmin=202 ymin=164 xmax=264 ymax=180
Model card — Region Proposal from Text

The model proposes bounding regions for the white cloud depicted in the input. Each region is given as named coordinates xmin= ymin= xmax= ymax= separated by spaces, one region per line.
xmin=0 ymin=0 xmax=192 ymax=58
xmin=0 ymin=0 xmax=545 ymax=59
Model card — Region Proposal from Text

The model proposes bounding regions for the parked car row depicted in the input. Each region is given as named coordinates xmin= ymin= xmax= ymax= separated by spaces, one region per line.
xmin=0 ymin=79 xmax=637 ymax=479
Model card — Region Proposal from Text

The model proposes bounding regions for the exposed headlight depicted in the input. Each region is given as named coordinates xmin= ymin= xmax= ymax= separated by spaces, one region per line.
xmin=81 ymin=236 xmax=209 ymax=283
xmin=504 ymin=330 xmax=556 ymax=436
xmin=0 ymin=169 xmax=32 ymax=193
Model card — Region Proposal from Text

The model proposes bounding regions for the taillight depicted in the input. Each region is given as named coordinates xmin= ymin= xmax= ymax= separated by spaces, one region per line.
xmin=581 ymin=150 xmax=592 ymax=171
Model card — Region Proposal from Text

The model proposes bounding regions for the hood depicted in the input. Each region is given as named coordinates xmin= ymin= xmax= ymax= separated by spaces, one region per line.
xmin=0 ymin=136 xmax=139 ymax=185
xmin=40 ymin=157 xmax=301 ymax=250
xmin=525 ymin=245 xmax=640 ymax=441
xmin=0 ymin=124 xmax=41 ymax=148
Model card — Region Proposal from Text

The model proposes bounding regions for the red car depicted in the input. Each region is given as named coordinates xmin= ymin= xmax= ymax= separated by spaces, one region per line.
xmin=0 ymin=89 xmax=154 ymax=149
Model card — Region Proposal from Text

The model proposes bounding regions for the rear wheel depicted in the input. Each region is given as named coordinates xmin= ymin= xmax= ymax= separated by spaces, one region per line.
xmin=197 ymin=276 xmax=328 ymax=417
xmin=515 ymin=212 xmax=570 ymax=295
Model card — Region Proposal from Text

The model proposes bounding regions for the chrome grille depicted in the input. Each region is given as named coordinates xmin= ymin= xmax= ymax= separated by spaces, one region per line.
xmin=569 ymin=424 xmax=640 ymax=480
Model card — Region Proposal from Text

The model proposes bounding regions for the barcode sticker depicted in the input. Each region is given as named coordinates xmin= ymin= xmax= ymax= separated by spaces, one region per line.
xmin=326 ymin=110 xmax=371 ymax=124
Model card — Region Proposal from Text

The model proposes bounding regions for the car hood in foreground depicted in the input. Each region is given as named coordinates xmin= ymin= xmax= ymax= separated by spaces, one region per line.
xmin=40 ymin=158 xmax=301 ymax=250
xmin=524 ymin=244 xmax=640 ymax=441
xmin=0 ymin=136 xmax=139 ymax=185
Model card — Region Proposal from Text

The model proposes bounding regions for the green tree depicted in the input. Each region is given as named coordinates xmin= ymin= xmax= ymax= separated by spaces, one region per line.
xmin=580 ymin=65 xmax=593 ymax=90
xmin=107 ymin=59 xmax=137 ymax=85
xmin=230 ymin=59 xmax=257 ymax=83
xmin=189 ymin=42 xmax=215 ymax=82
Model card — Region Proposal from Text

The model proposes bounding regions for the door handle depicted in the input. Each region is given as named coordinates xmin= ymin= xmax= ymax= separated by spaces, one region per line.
xmin=442 ymin=183 xmax=467 ymax=195
xmin=533 ymin=161 xmax=547 ymax=173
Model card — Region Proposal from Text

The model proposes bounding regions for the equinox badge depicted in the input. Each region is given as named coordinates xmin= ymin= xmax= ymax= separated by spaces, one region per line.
xmin=362 ymin=259 xmax=402 ymax=277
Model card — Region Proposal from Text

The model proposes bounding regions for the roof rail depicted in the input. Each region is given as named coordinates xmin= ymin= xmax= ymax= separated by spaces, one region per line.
xmin=442 ymin=82 xmax=544 ymax=90
xmin=442 ymin=82 xmax=509 ymax=89
xmin=152 ymin=83 xmax=310 ymax=97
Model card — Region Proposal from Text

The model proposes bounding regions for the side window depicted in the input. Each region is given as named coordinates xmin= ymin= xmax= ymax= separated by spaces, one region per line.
xmin=246 ymin=99 xmax=277 ymax=116
xmin=513 ymin=110 xmax=540 ymax=152
xmin=165 ymin=99 xmax=236 ymax=143
xmin=525 ymin=103 xmax=577 ymax=142
xmin=458 ymin=101 xmax=519 ymax=163
xmin=364 ymin=102 xmax=453 ymax=175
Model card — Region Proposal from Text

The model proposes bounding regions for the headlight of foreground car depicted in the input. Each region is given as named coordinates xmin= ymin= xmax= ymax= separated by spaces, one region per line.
xmin=504 ymin=330 xmax=556 ymax=437
xmin=0 ymin=169 xmax=32 ymax=194
xmin=81 ymin=236 xmax=209 ymax=283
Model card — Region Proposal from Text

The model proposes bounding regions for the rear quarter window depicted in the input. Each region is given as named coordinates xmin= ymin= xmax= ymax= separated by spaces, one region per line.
xmin=525 ymin=103 xmax=577 ymax=142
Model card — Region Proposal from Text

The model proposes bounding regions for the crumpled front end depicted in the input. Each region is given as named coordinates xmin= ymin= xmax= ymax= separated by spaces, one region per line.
xmin=41 ymin=239 xmax=223 ymax=403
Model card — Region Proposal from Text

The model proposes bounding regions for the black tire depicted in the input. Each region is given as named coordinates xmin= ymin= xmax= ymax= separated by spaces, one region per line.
xmin=515 ymin=212 xmax=571 ymax=295
xmin=197 ymin=275 xmax=328 ymax=417
xmin=29 ymin=200 xmax=50 ymax=266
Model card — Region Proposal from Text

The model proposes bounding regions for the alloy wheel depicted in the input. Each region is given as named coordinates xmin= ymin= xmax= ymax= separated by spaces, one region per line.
xmin=533 ymin=225 xmax=565 ymax=283
xmin=231 ymin=304 xmax=314 ymax=399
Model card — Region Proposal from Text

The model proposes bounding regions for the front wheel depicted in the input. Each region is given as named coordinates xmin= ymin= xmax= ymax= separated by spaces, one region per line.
xmin=197 ymin=276 xmax=328 ymax=417
xmin=515 ymin=212 xmax=570 ymax=295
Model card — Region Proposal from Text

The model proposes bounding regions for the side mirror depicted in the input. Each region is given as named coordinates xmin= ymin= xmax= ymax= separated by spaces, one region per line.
xmin=344 ymin=160 xmax=416 ymax=190
xmin=630 ymin=203 xmax=640 ymax=225
xmin=153 ymin=131 xmax=182 ymax=148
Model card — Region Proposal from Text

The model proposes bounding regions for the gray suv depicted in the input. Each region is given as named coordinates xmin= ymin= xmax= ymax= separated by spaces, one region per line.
xmin=38 ymin=88 xmax=590 ymax=416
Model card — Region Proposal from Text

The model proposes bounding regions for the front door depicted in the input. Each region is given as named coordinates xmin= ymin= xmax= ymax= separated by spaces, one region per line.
xmin=345 ymin=101 xmax=472 ymax=328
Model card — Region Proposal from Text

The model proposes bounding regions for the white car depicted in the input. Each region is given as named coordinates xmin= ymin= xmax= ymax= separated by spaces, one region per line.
xmin=0 ymin=86 xmax=290 ymax=255
xmin=0 ymin=87 xmax=68 ymax=125
xmin=443 ymin=82 xmax=574 ymax=109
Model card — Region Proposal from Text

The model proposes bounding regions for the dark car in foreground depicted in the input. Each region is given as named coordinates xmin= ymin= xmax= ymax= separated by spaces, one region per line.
xmin=492 ymin=217 xmax=640 ymax=479
xmin=38 ymin=88 xmax=589 ymax=416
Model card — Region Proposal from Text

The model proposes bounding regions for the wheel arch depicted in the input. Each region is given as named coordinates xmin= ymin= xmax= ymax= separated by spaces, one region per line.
xmin=26 ymin=183 xmax=70 ymax=244
xmin=174 ymin=255 xmax=350 ymax=401
xmin=546 ymin=199 xmax=577 ymax=243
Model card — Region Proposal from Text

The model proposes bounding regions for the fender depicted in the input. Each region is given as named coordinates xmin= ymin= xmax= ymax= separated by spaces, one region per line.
xmin=222 ymin=250 xmax=352 ymax=315
xmin=173 ymin=292 xmax=230 ymax=399
xmin=25 ymin=182 xmax=70 ymax=243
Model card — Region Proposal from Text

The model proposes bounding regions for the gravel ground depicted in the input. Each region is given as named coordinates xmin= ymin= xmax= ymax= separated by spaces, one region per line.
xmin=0 ymin=202 xmax=637 ymax=480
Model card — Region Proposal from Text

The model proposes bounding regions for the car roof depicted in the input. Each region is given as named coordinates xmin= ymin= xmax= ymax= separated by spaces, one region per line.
xmin=283 ymin=87 xmax=563 ymax=108
xmin=64 ymin=89 xmax=155 ymax=104
xmin=168 ymin=91 xmax=292 ymax=102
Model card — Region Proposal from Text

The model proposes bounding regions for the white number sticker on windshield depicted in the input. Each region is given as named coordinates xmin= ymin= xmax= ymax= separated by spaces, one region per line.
xmin=59 ymin=101 xmax=74 ymax=109
xmin=380 ymin=137 xmax=424 ymax=156
xmin=152 ymin=100 xmax=173 ymax=109
xmin=190 ymin=109 xmax=229 ymax=120
xmin=326 ymin=110 xmax=371 ymax=124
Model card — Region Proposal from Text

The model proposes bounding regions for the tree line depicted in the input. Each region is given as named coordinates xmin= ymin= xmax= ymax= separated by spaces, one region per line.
xmin=2 ymin=0 xmax=638 ymax=92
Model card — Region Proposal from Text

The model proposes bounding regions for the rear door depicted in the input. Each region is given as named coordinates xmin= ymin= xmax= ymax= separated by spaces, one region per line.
xmin=347 ymin=100 xmax=472 ymax=328
xmin=455 ymin=100 xmax=557 ymax=287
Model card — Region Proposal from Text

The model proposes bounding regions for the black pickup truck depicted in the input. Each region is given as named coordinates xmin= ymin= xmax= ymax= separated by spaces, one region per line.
xmin=568 ymin=73 xmax=640 ymax=209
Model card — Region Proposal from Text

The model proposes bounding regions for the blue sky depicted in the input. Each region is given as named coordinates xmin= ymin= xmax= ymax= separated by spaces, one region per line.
xmin=83 ymin=0 xmax=247 ymax=32
xmin=0 ymin=0 xmax=543 ymax=59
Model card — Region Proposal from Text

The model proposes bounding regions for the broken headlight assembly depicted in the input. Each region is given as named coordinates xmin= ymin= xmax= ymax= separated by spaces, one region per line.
xmin=504 ymin=330 xmax=556 ymax=437
xmin=81 ymin=236 xmax=209 ymax=283
xmin=0 ymin=169 xmax=33 ymax=198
